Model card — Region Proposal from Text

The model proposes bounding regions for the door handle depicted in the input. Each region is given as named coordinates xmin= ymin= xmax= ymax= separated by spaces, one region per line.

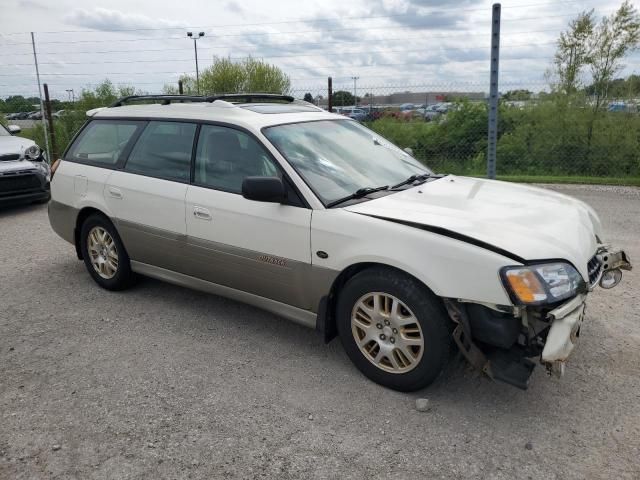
xmin=193 ymin=206 xmax=212 ymax=220
xmin=107 ymin=187 xmax=123 ymax=199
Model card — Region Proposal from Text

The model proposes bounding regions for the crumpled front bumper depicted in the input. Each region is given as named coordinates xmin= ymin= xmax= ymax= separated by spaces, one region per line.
xmin=541 ymin=294 xmax=586 ymax=376
xmin=541 ymin=246 xmax=632 ymax=377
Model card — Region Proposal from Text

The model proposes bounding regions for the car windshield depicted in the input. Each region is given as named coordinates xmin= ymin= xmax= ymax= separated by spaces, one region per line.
xmin=263 ymin=120 xmax=430 ymax=205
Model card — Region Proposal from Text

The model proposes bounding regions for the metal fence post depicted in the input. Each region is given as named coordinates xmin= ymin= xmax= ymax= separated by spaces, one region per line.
xmin=30 ymin=32 xmax=50 ymax=164
xmin=43 ymin=83 xmax=56 ymax=159
xmin=328 ymin=77 xmax=333 ymax=112
xmin=487 ymin=3 xmax=501 ymax=179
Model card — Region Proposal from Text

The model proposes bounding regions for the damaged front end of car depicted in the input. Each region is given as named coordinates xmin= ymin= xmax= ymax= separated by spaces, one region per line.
xmin=444 ymin=245 xmax=632 ymax=390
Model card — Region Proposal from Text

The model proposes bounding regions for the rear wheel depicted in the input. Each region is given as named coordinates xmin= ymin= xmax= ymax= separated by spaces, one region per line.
xmin=80 ymin=214 xmax=133 ymax=290
xmin=337 ymin=267 xmax=450 ymax=391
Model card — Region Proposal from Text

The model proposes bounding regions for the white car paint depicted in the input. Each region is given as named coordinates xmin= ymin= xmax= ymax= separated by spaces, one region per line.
xmin=0 ymin=132 xmax=37 ymax=157
xmin=54 ymin=101 xmax=607 ymax=305
xmin=48 ymin=98 xmax=632 ymax=389
xmin=344 ymin=176 xmax=602 ymax=282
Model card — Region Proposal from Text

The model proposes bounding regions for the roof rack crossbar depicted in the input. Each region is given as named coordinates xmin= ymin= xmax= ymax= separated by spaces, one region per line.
xmin=204 ymin=93 xmax=295 ymax=103
xmin=109 ymin=93 xmax=296 ymax=108
xmin=109 ymin=95 xmax=207 ymax=107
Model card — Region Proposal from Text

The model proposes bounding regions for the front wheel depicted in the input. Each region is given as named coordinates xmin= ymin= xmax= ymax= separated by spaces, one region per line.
xmin=337 ymin=268 xmax=450 ymax=391
xmin=80 ymin=213 xmax=134 ymax=291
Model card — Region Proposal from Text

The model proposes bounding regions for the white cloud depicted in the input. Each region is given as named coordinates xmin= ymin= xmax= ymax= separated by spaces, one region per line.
xmin=64 ymin=7 xmax=186 ymax=33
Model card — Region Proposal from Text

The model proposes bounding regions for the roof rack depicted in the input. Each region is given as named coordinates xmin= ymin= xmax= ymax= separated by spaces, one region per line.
xmin=206 ymin=93 xmax=295 ymax=103
xmin=109 ymin=95 xmax=206 ymax=107
xmin=109 ymin=93 xmax=295 ymax=108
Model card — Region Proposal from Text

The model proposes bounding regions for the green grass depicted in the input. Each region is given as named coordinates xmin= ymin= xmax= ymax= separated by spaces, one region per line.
xmin=16 ymin=127 xmax=37 ymax=141
xmin=488 ymin=175 xmax=640 ymax=186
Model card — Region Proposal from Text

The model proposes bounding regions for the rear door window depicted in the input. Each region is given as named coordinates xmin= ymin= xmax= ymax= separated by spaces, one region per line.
xmin=124 ymin=121 xmax=197 ymax=183
xmin=67 ymin=120 xmax=144 ymax=167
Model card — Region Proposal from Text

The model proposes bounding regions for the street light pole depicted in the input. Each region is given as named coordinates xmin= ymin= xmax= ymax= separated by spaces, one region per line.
xmin=351 ymin=76 xmax=359 ymax=107
xmin=65 ymin=88 xmax=74 ymax=103
xmin=187 ymin=31 xmax=205 ymax=94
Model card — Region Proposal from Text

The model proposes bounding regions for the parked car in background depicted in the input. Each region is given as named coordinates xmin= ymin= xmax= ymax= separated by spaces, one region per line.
xmin=13 ymin=111 xmax=33 ymax=120
xmin=607 ymin=102 xmax=638 ymax=113
xmin=337 ymin=107 xmax=369 ymax=121
xmin=399 ymin=103 xmax=415 ymax=112
xmin=0 ymin=123 xmax=50 ymax=206
xmin=347 ymin=108 xmax=369 ymax=121
xmin=48 ymin=93 xmax=631 ymax=392
xmin=28 ymin=111 xmax=43 ymax=120
xmin=53 ymin=110 xmax=67 ymax=118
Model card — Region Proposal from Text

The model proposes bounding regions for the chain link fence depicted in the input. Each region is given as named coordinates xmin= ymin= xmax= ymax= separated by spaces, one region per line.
xmin=3 ymin=80 xmax=640 ymax=185
xmin=289 ymin=82 xmax=640 ymax=183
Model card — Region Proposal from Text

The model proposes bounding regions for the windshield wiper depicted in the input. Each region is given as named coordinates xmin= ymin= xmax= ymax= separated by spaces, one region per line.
xmin=390 ymin=173 xmax=434 ymax=189
xmin=327 ymin=185 xmax=389 ymax=208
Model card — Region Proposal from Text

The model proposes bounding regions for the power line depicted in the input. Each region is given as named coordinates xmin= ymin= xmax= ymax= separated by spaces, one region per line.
xmin=0 ymin=1 xmax=593 ymax=36
xmin=2 ymin=42 xmax=558 ymax=66
xmin=0 ymin=33 xmax=560 ymax=57
xmin=0 ymin=11 xmax=605 ymax=46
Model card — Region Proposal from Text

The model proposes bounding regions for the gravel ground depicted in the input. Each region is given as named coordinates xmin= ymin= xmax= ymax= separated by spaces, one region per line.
xmin=1 ymin=184 xmax=639 ymax=479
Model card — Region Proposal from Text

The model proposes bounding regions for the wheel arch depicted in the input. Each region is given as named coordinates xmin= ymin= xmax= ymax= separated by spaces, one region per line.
xmin=317 ymin=261 xmax=443 ymax=343
xmin=74 ymin=207 xmax=113 ymax=260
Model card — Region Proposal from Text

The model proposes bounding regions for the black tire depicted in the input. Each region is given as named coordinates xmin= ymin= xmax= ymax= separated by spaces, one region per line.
xmin=337 ymin=267 xmax=450 ymax=392
xmin=80 ymin=213 xmax=134 ymax=291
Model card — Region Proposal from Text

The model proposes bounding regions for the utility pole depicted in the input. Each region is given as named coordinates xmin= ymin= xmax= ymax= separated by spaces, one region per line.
xmin=327 ymin=77 xmax=333 ymax=112
xmin=351 ymin=76 xmax=359 ymax=107
xmin=187 ymin=31 xmax=205 ymax=94
xmin=43 ymin=84 xmax=56 ymax=159
xmin=30 ymin=32 xmax=50 ymax=164
xmin=65 ymin=88 xmax=75 ymax=103
xmin=487 ymin=4 xmax=501 ymax=180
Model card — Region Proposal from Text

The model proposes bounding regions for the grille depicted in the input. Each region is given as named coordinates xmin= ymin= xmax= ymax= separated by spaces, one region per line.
xmin=587 ymin=254 xmax=603 ymax=286
xmin=0 ymin=154 xmax=20 ymax=161
xmin=0 ymin=174 xmax=41 ymax=194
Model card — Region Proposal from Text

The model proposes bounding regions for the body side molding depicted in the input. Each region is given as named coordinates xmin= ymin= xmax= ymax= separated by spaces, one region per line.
xmin=130 ymin=261 xmax=318 ymax=329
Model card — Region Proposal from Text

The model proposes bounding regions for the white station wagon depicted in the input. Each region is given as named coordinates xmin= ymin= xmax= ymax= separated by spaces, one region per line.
xmin=48 ymin=94 xmax=632 ymax=391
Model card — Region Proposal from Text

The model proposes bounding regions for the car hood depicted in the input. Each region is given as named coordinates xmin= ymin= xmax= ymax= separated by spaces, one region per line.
xmin=0 ymin=135 xmax=36 ymax=156
xmin=344 ymin=176 xmax=601 ymax=280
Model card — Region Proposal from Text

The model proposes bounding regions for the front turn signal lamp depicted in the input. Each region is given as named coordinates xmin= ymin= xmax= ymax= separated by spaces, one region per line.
xmin=500 ymin=262 xmax=585 ymax=306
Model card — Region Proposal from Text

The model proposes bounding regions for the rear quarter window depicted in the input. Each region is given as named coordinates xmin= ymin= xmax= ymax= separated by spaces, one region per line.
xmin=66 ymin=120 xmax=145 ymax=167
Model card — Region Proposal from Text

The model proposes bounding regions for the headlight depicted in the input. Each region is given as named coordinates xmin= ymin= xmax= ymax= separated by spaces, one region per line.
xmin=500 ymin=262 xmax=585 ymax=306
xmin=24 ymin=144 xmax=41 ymax=160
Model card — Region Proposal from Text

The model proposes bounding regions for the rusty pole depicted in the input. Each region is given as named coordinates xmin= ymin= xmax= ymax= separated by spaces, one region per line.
xmin=43 ymin=83 xmax=57 ymax=160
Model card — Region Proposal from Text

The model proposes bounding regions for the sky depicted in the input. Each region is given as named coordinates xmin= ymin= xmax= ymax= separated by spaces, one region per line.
xmin=0 ymin=0 xmax=637 ymax=100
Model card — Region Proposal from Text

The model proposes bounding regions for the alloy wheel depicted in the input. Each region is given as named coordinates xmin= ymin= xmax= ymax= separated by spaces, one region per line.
xmin=87 ymin=226 xmax=119 ymax=280
xmin=351 ymin=292 xmax=424 ymax=373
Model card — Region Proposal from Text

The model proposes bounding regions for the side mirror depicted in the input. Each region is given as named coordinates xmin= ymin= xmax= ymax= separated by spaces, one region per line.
xmin=8 ymin=125 xmax=21 ymax=135
xmin=403 ymin=147 xmax=414 ymax=156
xmin=242 ymin=176 xmax=286 ymax=203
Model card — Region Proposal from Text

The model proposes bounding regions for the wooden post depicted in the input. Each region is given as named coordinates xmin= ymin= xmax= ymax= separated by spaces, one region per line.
xmin=328 ymin=77 xmax=333 ymax=112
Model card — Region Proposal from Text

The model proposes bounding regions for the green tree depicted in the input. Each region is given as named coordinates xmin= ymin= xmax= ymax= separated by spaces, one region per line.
xmin=331 ymin=90 xmax=355 ymax=106
xmin=553 ymin=11 xmax=594 ymax=94
xmin=165 ymin=57 xmax=291 ymax=95
xmin=587 ymin=1 xmax=640 ymax=112
xmin=502 ymin=90 xmax=533 ymax=101
xmin=303 ymin=92 xmax=314 ymax=102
